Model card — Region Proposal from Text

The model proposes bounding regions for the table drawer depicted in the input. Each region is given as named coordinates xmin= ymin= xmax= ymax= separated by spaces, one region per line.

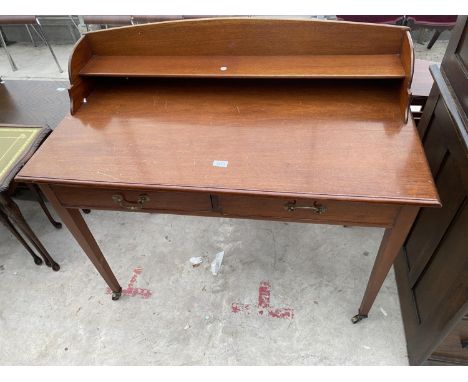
xmin=216 ymin=194 xmax=398 ymax=227
xmin=52 ymin=185 xmax=212 ymax=213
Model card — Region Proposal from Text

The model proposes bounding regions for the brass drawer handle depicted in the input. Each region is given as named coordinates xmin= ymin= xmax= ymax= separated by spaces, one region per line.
xmin=284 ymin=200 xmax=327 ymax=214
xmin=112 ymin=193 xmax=150 ymax=210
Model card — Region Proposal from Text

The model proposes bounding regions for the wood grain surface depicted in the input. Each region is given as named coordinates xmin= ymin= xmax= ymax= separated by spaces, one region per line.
xmin=67 ymin=18 xmax=412 ymax=115
xmin=79 ymin=54 xmax=406 ymax=79
xmin=82 ymin=18 xmax=407 ymax=57
xmin=50 ymin=184 xmax=400 ymax=228
xmin=399 ymin=31 xmax=414 ymax=122
xmin=17 ymin=78 xmax=439 ymax=206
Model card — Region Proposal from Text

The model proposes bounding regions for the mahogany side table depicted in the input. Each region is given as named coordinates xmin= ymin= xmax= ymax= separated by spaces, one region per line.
xmin=16 ymin=18 xmax=440 ymax=323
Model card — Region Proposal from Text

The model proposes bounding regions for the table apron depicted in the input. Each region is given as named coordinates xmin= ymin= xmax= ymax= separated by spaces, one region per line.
xmin=50 ymin=185 xmax=400 ymax=228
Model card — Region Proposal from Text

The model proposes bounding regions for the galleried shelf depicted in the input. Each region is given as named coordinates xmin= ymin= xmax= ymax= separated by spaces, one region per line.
xmin=79 ymin=54 xmax=406 ymax=79
xmin=68 ymin=18 xmax=414 ymax=120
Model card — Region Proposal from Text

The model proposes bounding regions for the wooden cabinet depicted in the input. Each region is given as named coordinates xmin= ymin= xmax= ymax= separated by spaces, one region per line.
xmin=395 ymin=16 xmax=468 ymax=366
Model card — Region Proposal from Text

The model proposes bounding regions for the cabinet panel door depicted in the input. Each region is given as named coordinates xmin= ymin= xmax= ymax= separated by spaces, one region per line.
xmin=442 ymin=16 xmax=468 ymax=116
xmin=413 ymin=199 xmax=468 ymax=323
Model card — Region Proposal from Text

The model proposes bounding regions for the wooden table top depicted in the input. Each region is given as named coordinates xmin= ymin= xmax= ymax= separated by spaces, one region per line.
xmin=17 ymin=78 xmax=440 ymax=206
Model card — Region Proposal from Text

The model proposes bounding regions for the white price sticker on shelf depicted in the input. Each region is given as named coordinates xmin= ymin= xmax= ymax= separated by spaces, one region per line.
xmin=212 ymin=160 xmax=228 ymax=168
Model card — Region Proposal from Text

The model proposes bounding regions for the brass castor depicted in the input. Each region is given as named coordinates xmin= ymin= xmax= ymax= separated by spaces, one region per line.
xmin=112 ymin=290 xmax=122 ymax=301
xmin=351 ymin=314 xmax=368 ymax=324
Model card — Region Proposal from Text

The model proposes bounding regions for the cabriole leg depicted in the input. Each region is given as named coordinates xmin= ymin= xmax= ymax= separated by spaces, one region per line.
xmin=27 ymin=184 xmax=62 ymax=229
xmin=0 ymin=194 xmax=60 ymax=271
xmin=0 ymin=209 xmax=43 ymax=265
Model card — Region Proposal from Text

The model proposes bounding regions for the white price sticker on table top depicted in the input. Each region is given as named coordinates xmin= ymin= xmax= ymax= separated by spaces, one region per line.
xmin=212 ymin=160 xmax=228 ymax=168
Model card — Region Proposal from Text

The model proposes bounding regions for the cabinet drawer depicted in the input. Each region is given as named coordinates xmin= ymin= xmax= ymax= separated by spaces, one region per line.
xmin=52 ymin=185 xmax=212 ymax=213
xmin=216 ymin=194 xmax=398 ymax=227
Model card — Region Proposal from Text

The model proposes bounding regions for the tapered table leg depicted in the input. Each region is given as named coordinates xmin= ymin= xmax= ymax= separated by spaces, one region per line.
xmin=0 ymin=194 xmax=60 ymax=271
xmin=352 ymin=206 xmax=419 ymax=323
xmin=39 ymin=184 xmax=122 ymax=300
xmin=0 ymin=209 xmax=43 ymax=266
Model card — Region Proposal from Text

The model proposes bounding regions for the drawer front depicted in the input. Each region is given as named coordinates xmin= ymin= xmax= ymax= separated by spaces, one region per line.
xmin=215 ymin=195 xmax=398 ymax=227
xmin=52 ymin=185 xmax=212 ymax=213
xmin=52 ymin=185 xmax=398 ymax=226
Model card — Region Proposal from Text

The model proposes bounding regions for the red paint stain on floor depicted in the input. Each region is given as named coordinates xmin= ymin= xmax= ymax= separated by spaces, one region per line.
xmin=106 ymin=267 xmax=152 ymax=299
xmin=268 ymin=307 xmax=294 ymax=319
xmin=258 ymin=281 xmax=271 ymax=308
xmin=231 ymin=303 xmax=251 ymax=314
xmin=231 ymin=281 xmax=294 ymax=319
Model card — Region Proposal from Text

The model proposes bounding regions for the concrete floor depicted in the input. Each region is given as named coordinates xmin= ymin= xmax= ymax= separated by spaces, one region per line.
xmin=0 ymin=29 xmax=449 ymax=365
xmin=1 ymin=199 xmax=407 ymax=365
xmin=0 ymin=43 xmax=70 ymax=80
